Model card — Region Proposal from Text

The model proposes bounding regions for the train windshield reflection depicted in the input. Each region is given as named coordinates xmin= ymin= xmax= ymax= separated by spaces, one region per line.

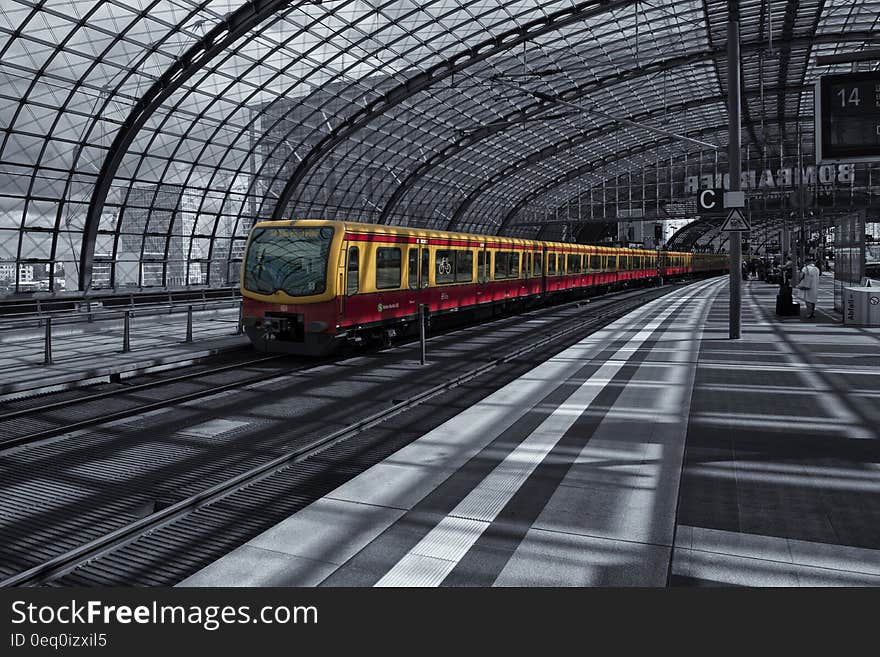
xmin=243 ymin=226 xmax=334 ymax=296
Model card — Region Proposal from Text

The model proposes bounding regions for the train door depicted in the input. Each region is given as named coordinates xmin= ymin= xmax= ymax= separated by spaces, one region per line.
xmin=340 ymin=242 xmax=360 ymax=321
xmin=540 ymin=247 xmax=547 ymax=296
xmin=408 ymin=242 xmax=429 ymax=315
xmin=476 ymin=243 xmax=489 ymax=302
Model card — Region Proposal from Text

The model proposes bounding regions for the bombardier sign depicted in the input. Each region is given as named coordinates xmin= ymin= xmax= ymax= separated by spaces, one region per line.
xmin=685 ymin=163 xmax=854 ymax=193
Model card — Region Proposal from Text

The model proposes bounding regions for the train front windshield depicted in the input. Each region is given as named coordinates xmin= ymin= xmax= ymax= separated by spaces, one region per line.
xmin=243 ymin=226 xmax=334 ymax=296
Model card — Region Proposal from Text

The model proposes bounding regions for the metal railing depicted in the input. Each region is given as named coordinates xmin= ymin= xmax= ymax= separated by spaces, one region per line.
xmin=0 ymin=287 xmax=241 ymax=332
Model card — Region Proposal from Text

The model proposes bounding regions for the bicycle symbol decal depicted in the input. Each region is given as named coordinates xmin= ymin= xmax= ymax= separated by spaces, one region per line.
xmin=870 ymin=296 xmax=879 ymax=306
xmin=437 ymin=257 xmax=452 ymax=276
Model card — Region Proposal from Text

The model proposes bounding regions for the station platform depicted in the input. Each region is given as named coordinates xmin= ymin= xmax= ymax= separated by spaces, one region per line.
xmin=0 ymin=305 xmax=247 ymax=398
xmin=181 ymin=274 xmax=880 ymax=587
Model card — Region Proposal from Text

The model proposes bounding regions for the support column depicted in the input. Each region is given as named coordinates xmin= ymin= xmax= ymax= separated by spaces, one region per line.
xmin=727 ymin=17 xmax=742 ymax=339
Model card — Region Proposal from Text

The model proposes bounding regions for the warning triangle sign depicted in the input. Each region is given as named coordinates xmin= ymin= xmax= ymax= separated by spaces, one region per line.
xmin=720 ymin=208 xmax=751 ymax=231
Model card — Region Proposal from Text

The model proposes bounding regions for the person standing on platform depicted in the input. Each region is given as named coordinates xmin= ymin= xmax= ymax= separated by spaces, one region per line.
xmin=797 ymin=258 xmax=821 ymax=319
xmin=783 ymin=256 xmax=794 ymax=286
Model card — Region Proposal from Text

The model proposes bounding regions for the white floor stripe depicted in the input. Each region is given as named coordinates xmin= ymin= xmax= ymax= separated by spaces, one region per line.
xmin=375 ymin=283 xmax=715 ymax=587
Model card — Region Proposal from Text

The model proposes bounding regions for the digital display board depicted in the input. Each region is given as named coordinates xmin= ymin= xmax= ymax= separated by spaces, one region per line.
xmin=815 ymin=71 xmax=880 ymax=164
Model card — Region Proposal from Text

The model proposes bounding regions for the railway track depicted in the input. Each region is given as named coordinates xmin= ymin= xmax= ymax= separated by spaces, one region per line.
xmin=0 ymin=353 xmax=295 ymax=450
xmin=0 ymin=280 xmax=705 ymax=587
xmin=0 ymin=283 xmax=654 ymax=451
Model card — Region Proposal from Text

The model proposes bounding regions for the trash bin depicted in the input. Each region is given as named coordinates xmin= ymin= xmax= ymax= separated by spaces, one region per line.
xmin=843 ymin=285 xmax=880 ymax=326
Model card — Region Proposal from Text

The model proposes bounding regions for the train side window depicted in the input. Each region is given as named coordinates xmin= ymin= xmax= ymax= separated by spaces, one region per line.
xmin=509 ymin=252 xmax=520 ymax=278
xmin=455 ymin=250 xmax=474 ymax=283
xmin=346 ymin=246 xmax=359 ymax=295
xmin=436 ymin=249 xmax=455 ymax=284
xmin=477 ymin=251 xmax=487 ymax=283
xmin=567 ymin=254 xmax=579 ymax=274
xmin=546 ymin=253 xmax=556 ymax=276
xmin=524 ymin=253 xmax=531 ymax=278
xmin=589 ymin=255 xmax=600 ymax=271
xmin=408 ymin=248 xmax=419 ymax=290
xmin=607 ymin=255 xmax=617 ymax=269
xmin=533 ymin=252 xmax=543 ymax=276
xmin=376 ymin=247 xmax=401 ymax=289
xmin=620 ymin=255 xmax=628 ymax=270
xmin=494 ymin=251 xmax=509 ymax=279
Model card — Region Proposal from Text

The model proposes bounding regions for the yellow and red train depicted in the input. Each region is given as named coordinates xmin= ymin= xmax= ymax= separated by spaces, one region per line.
xmin=240 ymin=219 xmax=727 ymax=354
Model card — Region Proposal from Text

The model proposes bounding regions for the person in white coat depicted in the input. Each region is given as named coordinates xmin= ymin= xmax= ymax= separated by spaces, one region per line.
xmin=797 ymin=258 xmax=821 ymax=319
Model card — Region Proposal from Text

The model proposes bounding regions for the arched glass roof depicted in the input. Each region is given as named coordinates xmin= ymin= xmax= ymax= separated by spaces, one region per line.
xmin=0 ymin=0 xmax=877 ymax=295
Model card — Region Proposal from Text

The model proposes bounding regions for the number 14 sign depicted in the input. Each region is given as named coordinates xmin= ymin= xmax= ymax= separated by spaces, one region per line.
xmin=816 ymin=70 xmax=880 ymax=164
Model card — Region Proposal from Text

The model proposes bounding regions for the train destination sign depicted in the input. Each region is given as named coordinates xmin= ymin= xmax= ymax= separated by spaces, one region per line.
xmin=815 ymin=70 xmax=880 ymax=164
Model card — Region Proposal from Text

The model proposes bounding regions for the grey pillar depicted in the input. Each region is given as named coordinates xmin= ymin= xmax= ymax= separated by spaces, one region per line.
xmin=43 ymin=317 xmax=53 ymax=365
xmin=727 ymin=17 xmax=742 ymax=339
xmin=123 ymin=310 xmax=131 ymax=353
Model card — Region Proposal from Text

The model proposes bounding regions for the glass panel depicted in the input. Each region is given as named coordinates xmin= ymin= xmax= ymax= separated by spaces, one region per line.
xmin=436 ymin=249 xmax=454 ymax=284
xmin=408 ymin=247 xmax=419 ymax=290
xmin=347 ymin=246 xmax=359 ymax=295
xmin=493 ymin=251 xmax=509 ymax=279
xmin=421 ymin=248 xmax=429 ymax=288
xmin=242 ymin=225 xmax=333 ymax=296
xmin=376 ymin=247 xmax=402 ymax=290
xmin=455 ymin=250 xmax=473 ymax=282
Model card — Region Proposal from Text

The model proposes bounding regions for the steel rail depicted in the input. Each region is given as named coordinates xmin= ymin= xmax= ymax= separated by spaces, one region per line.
xmin=0 ymin=354 xmax=290 ymax=450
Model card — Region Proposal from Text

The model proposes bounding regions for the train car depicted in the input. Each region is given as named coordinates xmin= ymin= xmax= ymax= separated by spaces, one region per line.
xmin=240 ymin=219 xmax=727 ymax=354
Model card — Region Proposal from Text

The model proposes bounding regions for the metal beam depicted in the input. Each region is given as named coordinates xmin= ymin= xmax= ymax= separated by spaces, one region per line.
xmin=816 ymin=47 xmax=880 ymax=66
xmin=377 ymin=107 xmax=567 ymax=225
xmin=270 ymin=0 xmax=636 ymax=222
xmin=447 ymin=95 xmax=723 ymax=231
xmin=506 ymin=81 xmax=721 ymax=149
xmin=775 ymin=0 xmax=800 ymax=151
xmin=375 ymin=30 xmax=870 ymax=226
xmin=447 ymin=87 xmax=807 ymax=231
xmin=80 ymin=0 xmax=296 ymax=290
xmin=494 ymin=115 xmax=805 ymax=234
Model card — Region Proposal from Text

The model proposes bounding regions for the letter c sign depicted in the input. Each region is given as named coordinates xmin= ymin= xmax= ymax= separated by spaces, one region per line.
xmin=697 ymin=188 xmax=725 ymax=212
